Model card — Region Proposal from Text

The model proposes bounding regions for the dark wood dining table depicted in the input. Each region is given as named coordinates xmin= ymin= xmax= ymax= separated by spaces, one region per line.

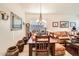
xmin=27 ymin=37 xmax=58 ymax=56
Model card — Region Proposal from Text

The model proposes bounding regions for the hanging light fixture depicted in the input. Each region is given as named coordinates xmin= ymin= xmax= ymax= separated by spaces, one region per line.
xmin=36 ymin=3 xmax=47 ymax=25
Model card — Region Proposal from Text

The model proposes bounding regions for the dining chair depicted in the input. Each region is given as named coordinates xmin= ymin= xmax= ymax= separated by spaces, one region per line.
xmin=35 ymin=35 xmax=50 ymax=56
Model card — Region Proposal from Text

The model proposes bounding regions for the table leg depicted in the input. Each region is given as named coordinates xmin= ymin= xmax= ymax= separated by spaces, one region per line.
xmin=64 ymin=40 xmax=66 ymax=47
xmin=50 ymin=43 xmax=55 ymax=56
xmin=78 ymin=49 xmax=79 ymax=56
xmin=29 ymin=44 xmax=32 ymax=56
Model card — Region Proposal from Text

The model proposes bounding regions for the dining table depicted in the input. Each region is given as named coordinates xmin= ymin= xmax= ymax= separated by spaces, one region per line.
xmin=27 ymin=36 xmax=58 ymax=56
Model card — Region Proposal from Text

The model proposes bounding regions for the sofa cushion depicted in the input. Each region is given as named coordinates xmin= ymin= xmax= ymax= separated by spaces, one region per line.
xmin=53 ymin=31 xmax=68 ymax=37
xmin=54 ymin=32 xmax=60 ymax=37
xmin=54 ymin=43 xmax=65 ymax=56
xmin=55 ymin=43 xmax=65 ymax=51
xmin=55 ymin=50 xmax=65 ymax=56
xmin=60 ymin=32 xmax=67 ymax=36
xmin=59 ymin=36 xmax=70 ymax=40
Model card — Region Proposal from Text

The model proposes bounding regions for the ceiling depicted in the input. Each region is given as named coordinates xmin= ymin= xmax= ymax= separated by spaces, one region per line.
xmin=0 ymin=3 xmax=79 ymax=14
xmin=19 ymin=3 xmax=79 ymax=14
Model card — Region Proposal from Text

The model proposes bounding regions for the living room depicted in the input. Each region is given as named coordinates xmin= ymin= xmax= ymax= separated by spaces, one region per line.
xmin=0 ymin=3 xmax=79 ymax=56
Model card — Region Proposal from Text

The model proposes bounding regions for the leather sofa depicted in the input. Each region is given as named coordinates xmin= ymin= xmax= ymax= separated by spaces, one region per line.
xmin=55 ymin=43 xmax=65 ymax=56
xmin=53 ymin=31 xmax=70 ymax=45
xmin=50 ymin=32 xmax=66 ymax=56
xmin=50 ymin=39 xmax=65 ymax=56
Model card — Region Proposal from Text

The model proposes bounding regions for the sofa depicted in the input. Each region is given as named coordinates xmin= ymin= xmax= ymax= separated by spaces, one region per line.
xmin=55 ymin=43 xmax=65 ymax=56
xmin=50 ymin=31 xmax=67 ymax=55
xmin=50 ymin=31 xmax=70 ymax=45
xmin=50 ymin=38 xmax=65 ymax=56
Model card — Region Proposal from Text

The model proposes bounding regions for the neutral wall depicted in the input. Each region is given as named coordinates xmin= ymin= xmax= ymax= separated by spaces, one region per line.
xmin=25 ymin=13 xmax=79 ymax=32
xmin=0 ymin=4 xmax=25 ymax=55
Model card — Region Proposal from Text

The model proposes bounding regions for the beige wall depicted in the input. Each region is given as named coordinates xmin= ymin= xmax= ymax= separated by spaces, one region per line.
xmin=25 ymin=13 xmax=79 ymax=32
xmin=0 ymin=4 xmax=25 ymax=55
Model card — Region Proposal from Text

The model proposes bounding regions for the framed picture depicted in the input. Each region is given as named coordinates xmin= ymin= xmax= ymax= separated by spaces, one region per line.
xmin=70 ymin=22 xmax=76 ymax=27
xmin=52 ymin=22 xmax=58 ymax=27
xmin=10 ymin=12 xmax=22 ymax=31
xmin=60 ymin=21 xmax=69 ymax=28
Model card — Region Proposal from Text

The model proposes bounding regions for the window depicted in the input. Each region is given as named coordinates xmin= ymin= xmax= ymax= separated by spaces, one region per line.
xmin=30 ymin=19 xmax=47 ymax=35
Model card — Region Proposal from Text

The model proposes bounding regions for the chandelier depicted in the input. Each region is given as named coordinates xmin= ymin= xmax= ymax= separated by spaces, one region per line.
xmin=36 ymin=3 xmax=47 ymax=24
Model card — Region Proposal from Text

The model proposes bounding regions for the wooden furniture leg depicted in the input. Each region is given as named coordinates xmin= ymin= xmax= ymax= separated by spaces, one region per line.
xmin=50 ymin=43 xmax=55 ymax=56
xmin=29 ymin=44 xmax=32 ymax=56
xmin=78 ymin=49 xmax=79 ymax=56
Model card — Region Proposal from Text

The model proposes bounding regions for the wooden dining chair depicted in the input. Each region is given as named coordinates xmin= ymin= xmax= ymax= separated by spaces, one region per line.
xmin=35 ymin=35 xmax=50 ymax=56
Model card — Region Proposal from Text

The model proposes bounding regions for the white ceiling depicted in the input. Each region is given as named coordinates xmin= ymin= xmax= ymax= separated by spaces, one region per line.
xmin=0 ymin=3 xmax=79 ymax=14
xmin=19 ymin=3 xmax=79 ymax=14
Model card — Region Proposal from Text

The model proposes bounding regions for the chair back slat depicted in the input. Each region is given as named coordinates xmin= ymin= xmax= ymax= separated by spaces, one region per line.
xmin=35 ymin=35 xmax=50 ymax=56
